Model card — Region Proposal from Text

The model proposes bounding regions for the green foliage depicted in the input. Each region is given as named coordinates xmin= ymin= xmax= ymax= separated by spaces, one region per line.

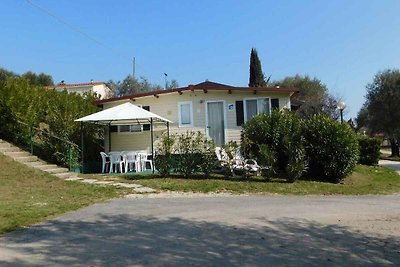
xmin=175 ymin=131 xmax=204 ymax=177
xmin=198 ymin=137 xmax=217 ymax=178
xmin=249 ymin=48 xmax=266 ymax=87
xmin=0 ymin=68 xmax=53 ymax=86
xmin=358 ymin=138 xmax=381 ymax=166
xmin=155 ymin=131 xmax=217 ymax=178
xmin=242 ymin=111 xmax=358 ymax=182
xmin=302 ymin=115 xmax=359 ymax=182
xmin=274 ymin=74 xmax=339 ymax=120
xmin=285 ymin=143 xmax=307 ymax=183
xmin=154 ymin=134 xmax=175 ymax=177
xmin=359 ymin=69 xmax=400 ymax=157
xmin=107 ymin=75 xmax=164 ymax=97
xmin=242 ymin=110 xmax=307 ymax=181
xmin=257 ymin=144 xmax=277 ymax=178
xmin=21 ymin=71 xmax=54 ymax=86
xmin=0 ymin=77 xmax=101 ymax=167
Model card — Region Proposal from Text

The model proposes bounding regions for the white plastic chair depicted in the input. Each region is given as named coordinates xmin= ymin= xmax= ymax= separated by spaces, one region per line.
xmin=215 ymin=147 xmax=261 ymax=177
xmin=234 ymin=148 xmax=261 ymax=177
xmin=109 ymin=152 xmax=125 ymax=173
xmin=137 ymin=152 xmax=153 ymax=172
xmin=100 ymin=152 xmax=110 ymax=173
xmin=123 ymin=151 xmax=140 ymax=173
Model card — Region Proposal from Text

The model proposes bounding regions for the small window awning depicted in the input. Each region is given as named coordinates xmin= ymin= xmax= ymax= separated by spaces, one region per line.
xmin=75 ymin=102 xmax=172 ymax=125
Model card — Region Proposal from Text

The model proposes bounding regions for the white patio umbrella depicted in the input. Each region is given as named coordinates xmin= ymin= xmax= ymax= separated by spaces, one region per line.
xmin=75 ymin=102 xmax=172 ymax=173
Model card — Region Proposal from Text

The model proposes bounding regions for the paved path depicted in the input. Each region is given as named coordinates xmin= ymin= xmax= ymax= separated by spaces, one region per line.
xmin=1 ymin=194 xmax=399 ymax=266
xmin=380 ymin=159 xmax=400 ymax=174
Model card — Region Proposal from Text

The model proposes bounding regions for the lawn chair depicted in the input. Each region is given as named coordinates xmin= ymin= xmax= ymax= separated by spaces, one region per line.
xmin=215 ymin=147 xmax=247 ymax=178
xmin=122 ymin=151 xmax=140 ymax=173
xmin=109 ymin=152 xmax=125 ymax=173
xmin=100 ymin=152 xmax=110 ymax=173
xmin=215 ymin=147 xmax=263 ymax=178
xmin=234 ymin=149 xmax=262 ymax=177
xmin=137 ymin=152 xmax=153 ymax=172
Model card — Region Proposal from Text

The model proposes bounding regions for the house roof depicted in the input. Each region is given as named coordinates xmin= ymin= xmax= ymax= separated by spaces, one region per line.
xmin=96 ymin=81 xmax=299 ymax=104
xmin=45 ymin=82 xmax=106 ymax=89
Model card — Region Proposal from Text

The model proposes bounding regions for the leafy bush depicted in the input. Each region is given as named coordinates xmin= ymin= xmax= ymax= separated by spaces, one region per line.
xmin=154 ymin=133 xmax=175 ymax=177
xmin=257 ymin=144 xmax=277 ymax=178
xmin=302 ymin=114 xmax=359 ymax=182
xmin=175 ymin=131 xmax=203 ymax=177
xmin=358 ymin=137 xmax=381 ymax=165
xmin=155 ymin=131 xmax=216 ymax=178
xmin=242 ymin=110 xmax=307 ymax=181
xmin=285 ymin=133 xmax=308 ymax=182
xmin=0 ymin=77 xmax=102 ymax=168
xmin=198 ymin=137 xmax=218 ymax=177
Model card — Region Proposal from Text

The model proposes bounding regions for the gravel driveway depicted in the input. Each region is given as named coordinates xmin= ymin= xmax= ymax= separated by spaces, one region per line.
xmin=1 ymin=194 xmax=399 ymax=266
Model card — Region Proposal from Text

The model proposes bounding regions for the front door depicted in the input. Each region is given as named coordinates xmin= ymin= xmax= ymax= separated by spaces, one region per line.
xmin=206 ymin=101 xmax=225 ymax=146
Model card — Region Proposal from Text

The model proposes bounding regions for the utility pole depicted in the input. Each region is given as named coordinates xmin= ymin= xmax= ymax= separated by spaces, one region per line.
xmin=132 ymin=57 xmax=136 ymax=78
xmin=164 ymin=73 xmax=168 ymax=90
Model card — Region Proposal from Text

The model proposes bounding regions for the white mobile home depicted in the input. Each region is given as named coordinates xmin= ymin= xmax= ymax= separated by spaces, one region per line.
xmin=96 ymin=81 xmax=298 ymax=153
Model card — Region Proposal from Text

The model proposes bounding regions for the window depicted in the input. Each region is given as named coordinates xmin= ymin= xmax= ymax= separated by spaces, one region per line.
xmin=117 ymin=105 xmax=150 ymax=133
xmin=244 ymin=98 xmax=271 ymax=121
xmin=118 ymin=124 xmax=142 ymax=133
xmin=178 ymin=101 xmax=193 ymax=127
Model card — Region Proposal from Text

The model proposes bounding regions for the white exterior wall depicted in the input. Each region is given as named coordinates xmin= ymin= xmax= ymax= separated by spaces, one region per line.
xmin=54 ymin=84 xmax=111 ymax=99
xmin=92 ymin=84 xmax=112 ymax=99
xmin=103 ymin=90 xmax=292 ymax=152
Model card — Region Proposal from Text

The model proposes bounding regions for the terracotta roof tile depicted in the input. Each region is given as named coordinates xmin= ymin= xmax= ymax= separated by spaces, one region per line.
xmin=45 ymin=82 xmax=105 ymax=89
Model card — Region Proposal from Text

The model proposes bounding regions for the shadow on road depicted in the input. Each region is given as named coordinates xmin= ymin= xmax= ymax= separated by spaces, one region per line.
xmin=1 ymin=215 xmax=399 ymax=266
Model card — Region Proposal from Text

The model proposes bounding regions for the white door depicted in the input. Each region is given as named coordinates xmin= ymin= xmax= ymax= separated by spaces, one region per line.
xmin=206 ymin=101 xmax=225 ymax=146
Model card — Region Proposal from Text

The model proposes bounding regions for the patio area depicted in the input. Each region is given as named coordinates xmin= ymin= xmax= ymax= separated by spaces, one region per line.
xmin=75 ymin=102 xmax=172 ymax=174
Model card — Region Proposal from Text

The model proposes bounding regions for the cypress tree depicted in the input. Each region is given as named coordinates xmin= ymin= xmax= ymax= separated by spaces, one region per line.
xmin=249 ymin=48 xmax=266 ymax=87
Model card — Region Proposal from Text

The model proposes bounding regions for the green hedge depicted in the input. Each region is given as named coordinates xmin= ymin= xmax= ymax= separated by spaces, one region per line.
xmin=358 ymin=137 xmax=381 ymax=165
xmin=155 ymin=131 xmax=217 ymax=177
xmin=0 ymin=77 xmax=102 ymax=167
xmin=302 ymin=115 xmax=359 ymax=182
xmin=241 ymin=110 xmax=307 ymax=181
xmin=241 ymin=112 xmax=359 ymax=183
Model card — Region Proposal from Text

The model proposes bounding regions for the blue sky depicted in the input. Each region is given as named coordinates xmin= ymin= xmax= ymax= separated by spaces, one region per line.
xmin=1 ymin=0 xmax=400 ymax=119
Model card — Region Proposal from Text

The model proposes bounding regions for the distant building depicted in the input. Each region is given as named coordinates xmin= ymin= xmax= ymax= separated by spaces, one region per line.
xmin=45 ymin=81 xmax=112 ymax=100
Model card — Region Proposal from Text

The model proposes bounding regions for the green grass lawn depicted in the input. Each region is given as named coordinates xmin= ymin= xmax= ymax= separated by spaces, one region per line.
xmin=0 ymin=154 xmax=130 ymax=234
xmin=85 ymin=165 xmax=400 ymax=195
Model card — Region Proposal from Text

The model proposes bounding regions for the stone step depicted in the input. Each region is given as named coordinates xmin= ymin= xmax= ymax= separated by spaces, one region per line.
xmin=44 ymin=168 xmax=69 ymax=174
xmin=3 ymin=151 xmax=30 ymax=157
xmin=14 ymin=156 xmax=38 ymax=162
xmin=55 ymin=172 xmax=78 ymax=179
xmin=0 ymin=143 xmax=12 ymax=149
xmin=0 ymin=146 xmax=21 ymax=153
xmin=35 ymin=164 xmax=59 ymax=170
xmin=25 ymin=161 xmax=46 ymax=167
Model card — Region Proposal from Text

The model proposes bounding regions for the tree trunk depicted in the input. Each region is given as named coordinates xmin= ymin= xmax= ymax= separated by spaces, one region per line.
xmin=390 ymin=138 xmax=400 ymax=157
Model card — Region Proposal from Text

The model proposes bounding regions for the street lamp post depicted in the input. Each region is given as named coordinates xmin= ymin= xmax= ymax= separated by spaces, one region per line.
xmin=337 ymin=101 xmax=346 ymax=124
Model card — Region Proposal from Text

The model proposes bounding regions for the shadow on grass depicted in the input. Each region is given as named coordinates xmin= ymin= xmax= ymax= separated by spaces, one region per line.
xmin=0 ymin=215 xmax=399 ymax=266
xmin=121 ymin=171 xmax=293 ymax=183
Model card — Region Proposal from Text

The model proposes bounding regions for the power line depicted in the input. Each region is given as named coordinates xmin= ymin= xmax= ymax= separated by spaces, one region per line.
xmin=25 ymin=0 xmax=129 ymax=60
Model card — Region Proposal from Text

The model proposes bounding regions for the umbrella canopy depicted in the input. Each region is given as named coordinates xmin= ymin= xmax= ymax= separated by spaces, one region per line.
xmin=75 ymin=102 xmax=172 ymax=125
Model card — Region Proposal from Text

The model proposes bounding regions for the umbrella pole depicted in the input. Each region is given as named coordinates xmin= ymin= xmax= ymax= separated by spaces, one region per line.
xmin=108 ymin=123 xmax=111 ymax=153
xmin=150 ymin=118 xmax=154 ymax=173
xmin=167 ymin=122 xmax=169 ymax=138
xmin=80 ymin=122 xmax=84 ymax=174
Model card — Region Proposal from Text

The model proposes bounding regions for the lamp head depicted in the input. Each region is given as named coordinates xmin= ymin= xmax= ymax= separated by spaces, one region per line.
xmin=337 ymin=101 xmax=346 ymax=110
